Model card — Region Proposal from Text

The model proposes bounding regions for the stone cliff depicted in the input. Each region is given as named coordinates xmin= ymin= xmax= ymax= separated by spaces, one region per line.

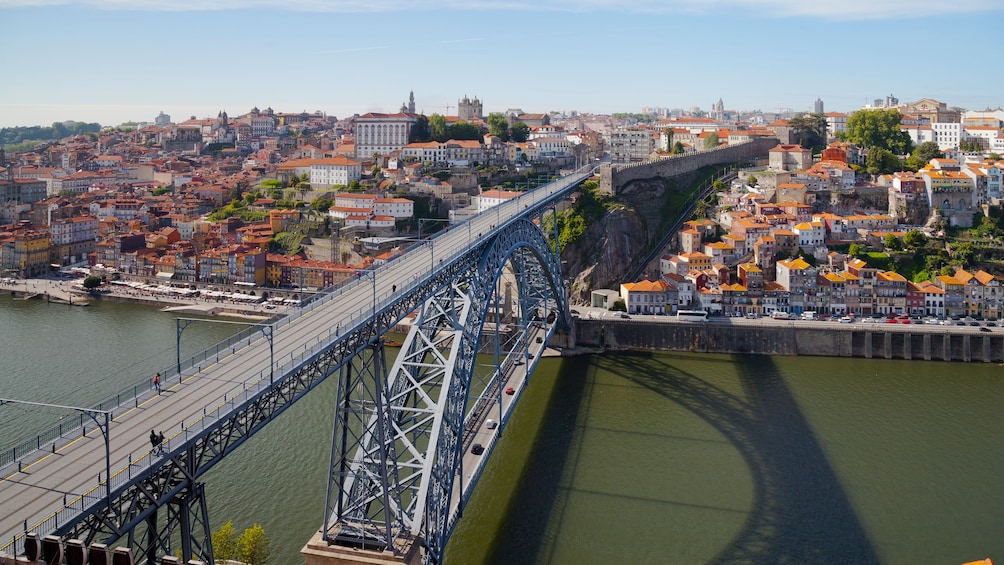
xmin=562 ymin=175 xmax=692 ymax=303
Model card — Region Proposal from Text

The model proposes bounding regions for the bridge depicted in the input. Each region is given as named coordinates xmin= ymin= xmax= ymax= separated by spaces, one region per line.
xmin=0 ymin=166 xmax=595 ymax=565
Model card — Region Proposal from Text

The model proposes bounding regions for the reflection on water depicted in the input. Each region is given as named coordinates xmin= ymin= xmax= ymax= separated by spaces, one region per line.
xmin=448 ymin=352 xmax=1004 ymax=565
xmin=3 ymin=297 xmax=1003 ymax=564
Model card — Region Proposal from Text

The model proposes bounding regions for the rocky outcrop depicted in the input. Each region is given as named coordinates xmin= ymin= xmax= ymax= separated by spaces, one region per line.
xmin=562 ymin=207 xmax=648 ymax=304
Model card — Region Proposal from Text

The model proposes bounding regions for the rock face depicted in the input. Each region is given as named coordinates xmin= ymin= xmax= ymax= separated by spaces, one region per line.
xmin=561 ymin=175 xmax=681 ymax=304
xmin=562 ymin=207 xmax=648 ymax=304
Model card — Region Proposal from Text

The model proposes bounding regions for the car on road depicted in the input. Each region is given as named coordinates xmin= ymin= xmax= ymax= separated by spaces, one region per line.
xmin=471 ymin=444 xmax=484 ymax=455
xmin=486 ymin=419 xmax=498 ymax=429
xmin=746 ymin=312 xmax=758 ymax=319
xmin=987 ymin=321 xmax=997 ymax=327
xmin=618 ymin=312 xmax=631 ymax=319
xmin=839 ymin=316 xmax=854 ymax=323
xmin=969 ymin=321 xmax=980 ymax=326
xmin=980 ymin=327 xmax=992 ymax=333
xmin=570 ymin=309 xmax=580 ymax=316
xmin=505 ymin=386 xmax=515 ymax=395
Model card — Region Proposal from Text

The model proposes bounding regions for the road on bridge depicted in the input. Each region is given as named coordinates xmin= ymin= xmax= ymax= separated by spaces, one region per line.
xmin=0 ymin=167 xmax=595 ymax=554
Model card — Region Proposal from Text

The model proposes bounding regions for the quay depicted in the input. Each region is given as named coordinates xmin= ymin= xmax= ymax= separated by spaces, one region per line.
xmin=569 ymin=316 xmax=1004 ymax=363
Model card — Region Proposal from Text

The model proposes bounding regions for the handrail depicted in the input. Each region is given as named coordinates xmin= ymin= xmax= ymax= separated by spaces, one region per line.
xmin=0 ymin=166 xmax=596 ymax=555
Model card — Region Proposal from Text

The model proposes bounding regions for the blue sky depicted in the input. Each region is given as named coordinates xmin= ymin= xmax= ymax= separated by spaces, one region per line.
xmin=1 ymin=0 xmax=1002 ymax=128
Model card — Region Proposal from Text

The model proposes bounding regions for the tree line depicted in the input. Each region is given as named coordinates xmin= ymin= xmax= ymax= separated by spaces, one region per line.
xmin=0 ymin=122 xmax=102 ymax=148
xmin=408 ymin=113 xmax=529 ymax=144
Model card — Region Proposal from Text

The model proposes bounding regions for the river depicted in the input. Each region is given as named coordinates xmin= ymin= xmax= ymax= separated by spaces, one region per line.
xmin=1 ymin=295 xmax=1002 ymax=564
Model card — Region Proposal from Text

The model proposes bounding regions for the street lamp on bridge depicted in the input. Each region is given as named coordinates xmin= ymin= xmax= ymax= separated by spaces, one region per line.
xmin=0 ymin=399 xmax=113 ymax=512
xmin=417 ymin=218 xmax=449 ymax=239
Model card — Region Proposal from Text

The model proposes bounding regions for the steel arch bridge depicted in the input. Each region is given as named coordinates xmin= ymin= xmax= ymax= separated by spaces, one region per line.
xmin=322 ymin=216 xmax=569 ymax=565
xmin=1 ymin=168 xmax=592 ymax=565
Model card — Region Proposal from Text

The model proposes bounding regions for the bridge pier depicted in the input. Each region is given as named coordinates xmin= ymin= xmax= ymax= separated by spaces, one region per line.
xmin=302 ymin=530 xmax=421 ymax=565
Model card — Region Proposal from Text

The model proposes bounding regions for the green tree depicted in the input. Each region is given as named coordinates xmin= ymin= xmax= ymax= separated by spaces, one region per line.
xmin=788 ymin=113 xmax=827 ymax=151
xmin=703 ymin=132 xmax=720 ymax=150
xmin=510 ymin=121 xmax=530 ymax=142
xmin=671 ymin=141 xmax=686 ymax=154
xmin=902 ymin=230 xmax=927 ymax=249
xmin=310 ymin=197 xmax=333 ymax=212
xmin=989 ymin=152 xmax=1001 ymax=160
xmin=746 ymin=175 xmax=758 ymax=187
xmin=212 ymin=520 xmax=238 ymax=564
xmin=409 ymin=115 xmax=431 ymax=142
xmin=446 ymin=121 xmax=482 ymax=141
xmin=840 ymin=109 xmax=912 ymax=154
xmin=429 ymin=114 xmax=448 ymax=142
xmin=865 ymin=147 xmax=902 ymax=175
xmin=848 ymin=243 xmax=864 ymax=258
xmin=884 ymin=233 xmax=903 ymax=251
xmin=959 ymin=139 xmax=984 ymax=152
xmin=908 ymin=141 xmax=943 ymax=169
xmin=236 ymin=524 xmax=271 ymax=565
xmin=487 ymin=113 xmax=510 ymax=142
xmin=82 ymin=275 xmax=102 ymax=289
xmin=347 ymin=180 xmax=362 ymax=192
xmin=260 ymin=179 xmax=283 ymax=190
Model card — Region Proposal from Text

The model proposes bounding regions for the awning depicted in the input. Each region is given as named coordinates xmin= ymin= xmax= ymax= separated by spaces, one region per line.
xmin=155 ymin=272 xmax=174 ymax=280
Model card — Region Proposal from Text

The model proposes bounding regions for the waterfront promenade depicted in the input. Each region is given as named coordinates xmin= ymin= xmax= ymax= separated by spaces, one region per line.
xmin=0 ymin=276 xmax=281 ymax=320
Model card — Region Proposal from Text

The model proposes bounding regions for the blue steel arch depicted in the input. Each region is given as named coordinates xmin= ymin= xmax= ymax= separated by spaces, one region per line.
xmin=422 ymin=217 xmax=567 ymax=563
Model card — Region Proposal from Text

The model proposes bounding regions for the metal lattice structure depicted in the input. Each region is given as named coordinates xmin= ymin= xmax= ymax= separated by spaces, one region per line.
xmin=3 ymin=164 xmax=595 ymax=564
xmin=323 ymin=217 xmax=568 ymax=564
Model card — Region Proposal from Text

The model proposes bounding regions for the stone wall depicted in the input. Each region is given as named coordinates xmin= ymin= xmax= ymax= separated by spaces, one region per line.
xmin=600 ymin=137 xmax=779 ymax=195
xmin=572 ymin=319 xmax=1004 ymax=363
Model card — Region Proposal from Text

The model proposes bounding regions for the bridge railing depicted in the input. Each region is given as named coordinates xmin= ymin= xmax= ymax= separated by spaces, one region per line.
xmin=2 ymin=166 xmax=598 ymax=553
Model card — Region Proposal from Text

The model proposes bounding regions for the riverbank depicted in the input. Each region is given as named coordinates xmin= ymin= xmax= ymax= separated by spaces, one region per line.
xmin=570 ymin=317 xmax=1004 ymax=363
xmin=0 ymin=277 xmax=281 ymax=321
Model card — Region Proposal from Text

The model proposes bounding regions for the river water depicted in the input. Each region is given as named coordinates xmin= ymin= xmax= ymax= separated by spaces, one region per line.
xmin=1 ymin=295 xmax=1002 ymax=564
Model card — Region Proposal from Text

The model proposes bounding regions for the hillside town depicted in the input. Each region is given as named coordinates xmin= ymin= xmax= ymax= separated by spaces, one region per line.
xmin=2 ymin=93 xmax=1004 ymax=321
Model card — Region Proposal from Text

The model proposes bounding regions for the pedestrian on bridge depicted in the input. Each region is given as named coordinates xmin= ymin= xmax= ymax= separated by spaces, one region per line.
xmin=153 ymin=372 xmax=161 ymax=394
xmin=158 ymin=431 xmax=166 ymax=454
xmin=150 ymin=430 xmax=160 ymax=453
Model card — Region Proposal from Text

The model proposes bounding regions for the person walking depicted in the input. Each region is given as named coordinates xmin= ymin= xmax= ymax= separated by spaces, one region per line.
xmin=157 ymin=431 xmax=166 ymax=454
xmin=153 ymin=372 xmax=161 ymax=395
xmin=150 ymin=430 xmax=160 ymax=453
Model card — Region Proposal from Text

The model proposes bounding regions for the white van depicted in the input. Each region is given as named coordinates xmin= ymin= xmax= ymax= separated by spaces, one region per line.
xmin=770 ymin=311 xmax=790 ymax=320
xmin=800 ymin=311 xmax=817 ymax=321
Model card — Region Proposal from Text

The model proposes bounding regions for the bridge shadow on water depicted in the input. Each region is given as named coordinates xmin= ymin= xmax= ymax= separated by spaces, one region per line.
xmin=484 ymin=352 xmax=879 ymax=565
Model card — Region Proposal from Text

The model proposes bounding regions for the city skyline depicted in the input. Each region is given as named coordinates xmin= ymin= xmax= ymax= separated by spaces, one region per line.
xmin=2 ymin=0 xmax=1003 ymax=128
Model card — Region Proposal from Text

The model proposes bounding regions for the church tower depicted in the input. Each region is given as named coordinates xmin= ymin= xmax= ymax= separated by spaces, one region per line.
xmin=408 ymin=90 xmax=416 ymax=114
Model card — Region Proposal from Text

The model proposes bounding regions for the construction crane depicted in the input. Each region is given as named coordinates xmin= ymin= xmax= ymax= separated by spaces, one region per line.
xmin=444 ymin=105 xmax=454 ymax=115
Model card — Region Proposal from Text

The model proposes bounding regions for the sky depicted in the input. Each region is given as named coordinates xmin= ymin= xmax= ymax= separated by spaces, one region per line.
xmin=1 ymin=0 xmax=1003 ymax=128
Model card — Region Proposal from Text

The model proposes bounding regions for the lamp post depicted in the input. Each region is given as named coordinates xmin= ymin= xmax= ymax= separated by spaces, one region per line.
xmin=0 ymin=399 xmax=113 ymax=511
xmin=177 ymin=317 xmax=275 ymax=385
xmin=417 ymin=218 xmax=448 ymax=239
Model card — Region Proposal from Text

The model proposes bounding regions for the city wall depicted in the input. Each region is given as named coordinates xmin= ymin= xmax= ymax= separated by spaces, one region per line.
xmin=599 ymin=137 xmax=779 ymax=195
xmin=571 ymin=320 xmax=1004 ymax=363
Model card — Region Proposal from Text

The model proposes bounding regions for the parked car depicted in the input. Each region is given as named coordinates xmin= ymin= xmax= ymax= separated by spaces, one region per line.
xmin=486 ymin=419 xmax=498 ymax=429
xmin=839 ymin=316 xmax=854 ymax=323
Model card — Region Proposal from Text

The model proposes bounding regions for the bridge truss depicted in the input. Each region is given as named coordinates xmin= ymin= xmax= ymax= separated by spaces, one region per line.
xmin=5 ymin=186 xmax=575 ymax=564
xmin=323 ymin=217 xmax=568 ymax=564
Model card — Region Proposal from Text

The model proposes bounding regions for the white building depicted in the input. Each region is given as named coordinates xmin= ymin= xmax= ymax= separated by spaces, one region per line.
xmin=309 ymin=157 xmax=362 ymax=189
xmin=932 ymin=122 xmax=963 ymax=150
xmin=354 ymin=113 xmax=416 ymax=158
xmin=373 ymin=198 xmax=414 ymax=219
xmin=475 ymin=189 xmax=521 ymax=212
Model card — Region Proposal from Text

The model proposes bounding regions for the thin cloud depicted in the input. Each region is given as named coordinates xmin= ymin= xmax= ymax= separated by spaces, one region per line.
xmin=317 ymin=45 xmax=391 ymax=54
xmin=1 ymin=0 xmax=999 ymax=19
